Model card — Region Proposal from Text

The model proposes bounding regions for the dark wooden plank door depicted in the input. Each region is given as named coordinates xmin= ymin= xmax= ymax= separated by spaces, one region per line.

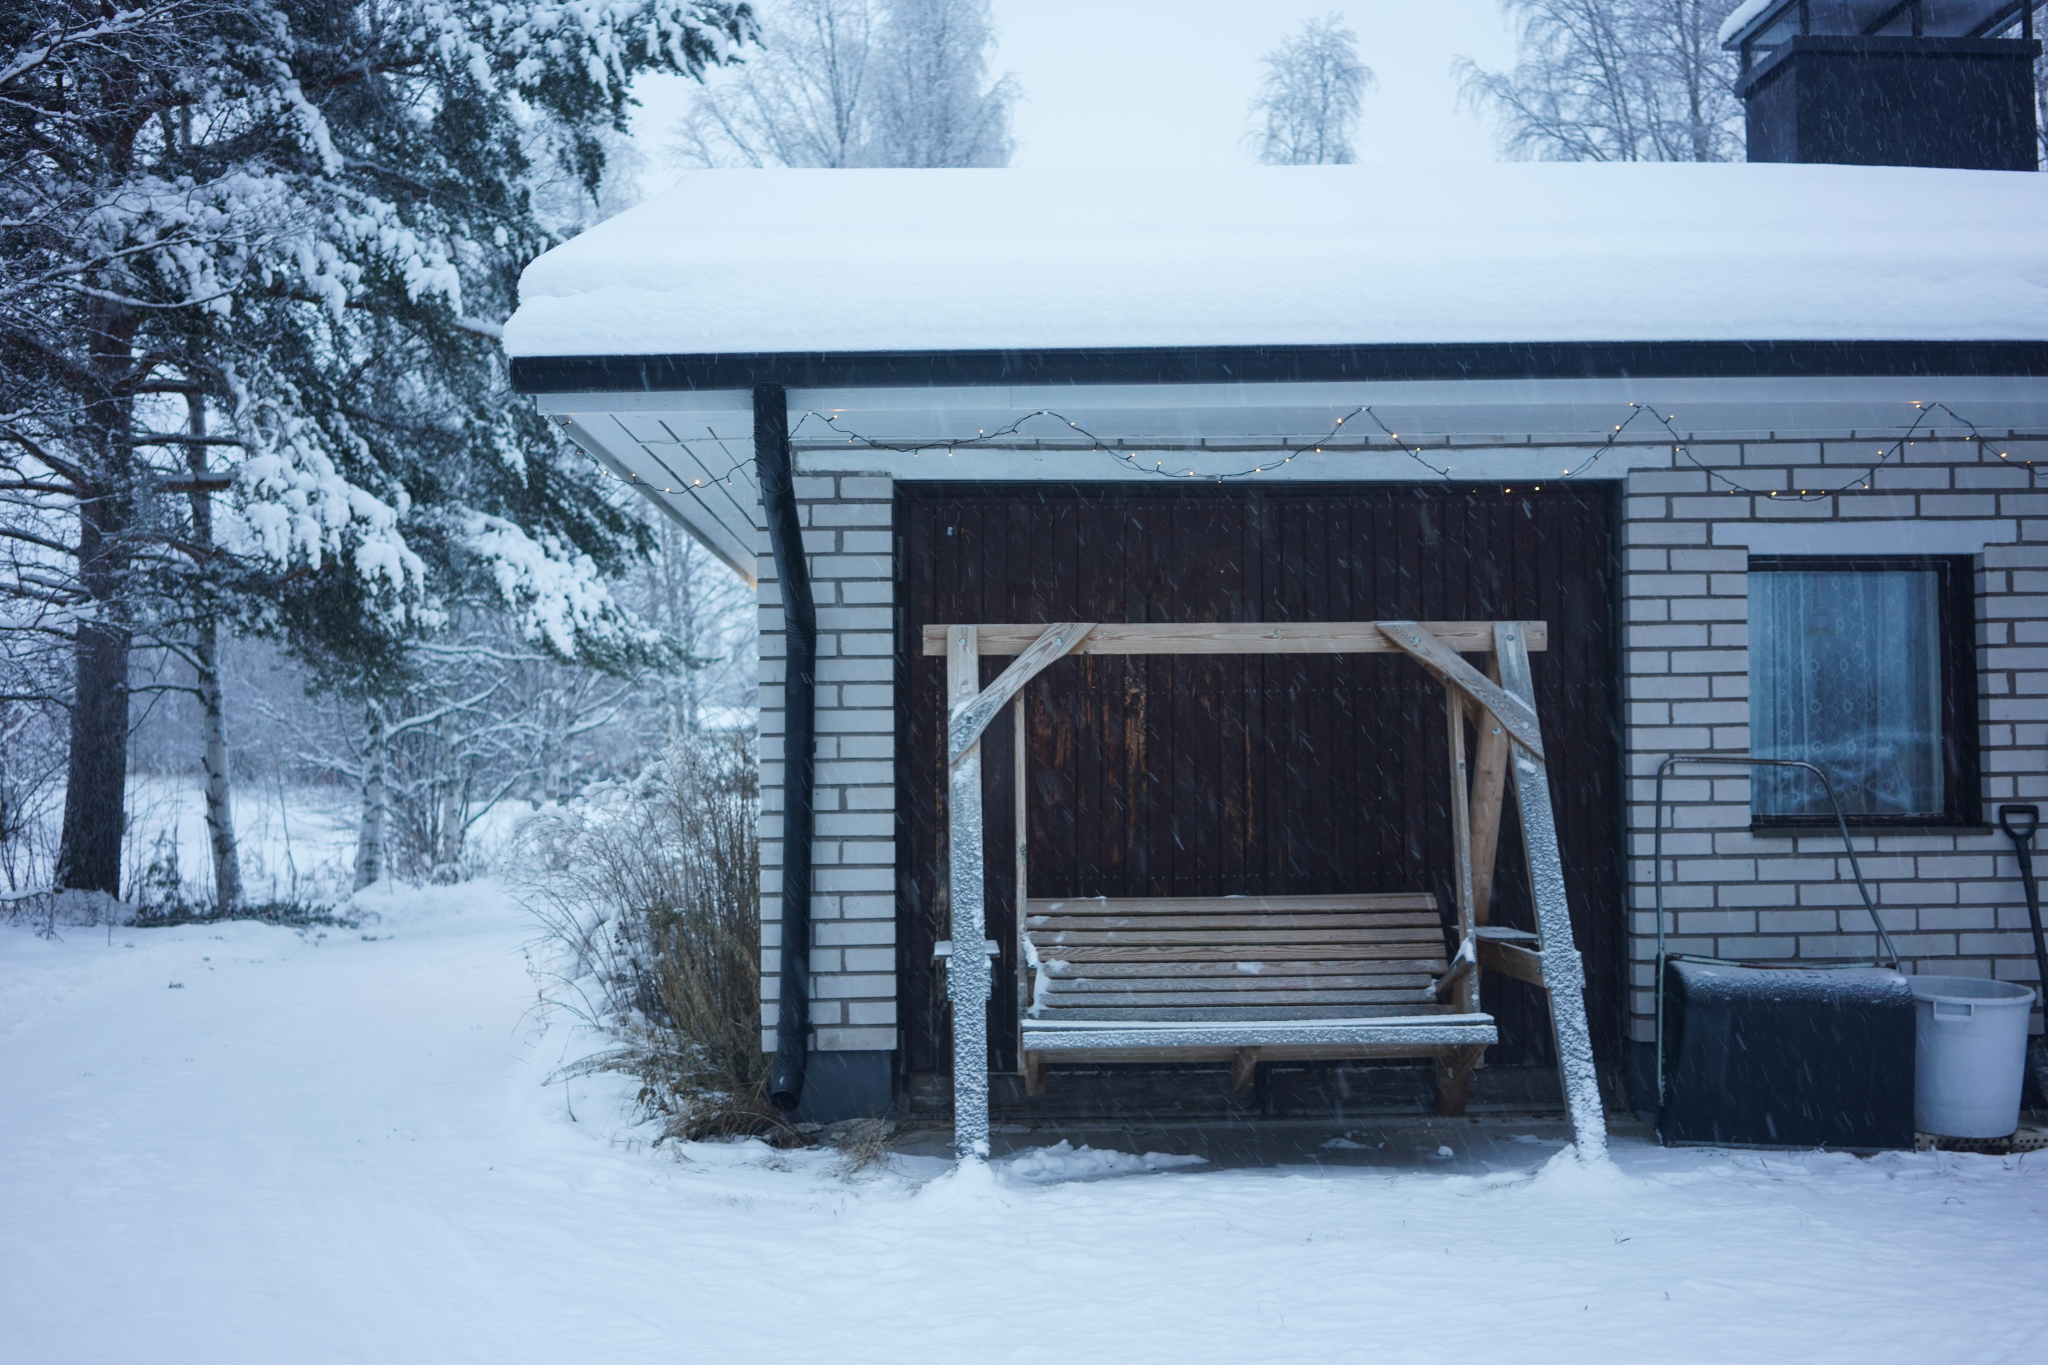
xmin=896 ymin=484 xmax=1623 ymax=1081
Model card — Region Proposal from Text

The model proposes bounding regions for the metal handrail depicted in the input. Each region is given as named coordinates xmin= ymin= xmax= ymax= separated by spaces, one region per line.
xmin=1652 ymin=753 xmax=1902 ymax=1103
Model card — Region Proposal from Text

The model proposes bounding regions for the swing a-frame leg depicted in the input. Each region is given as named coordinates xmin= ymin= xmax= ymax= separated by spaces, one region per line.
xmin=1379 ymin=621 xmax=1608 ymax=1157
xmin=1491 ymin=623 xmax=1608 ymax=1159
xmin=944 ymin=623 xmax=1097 ymax=1160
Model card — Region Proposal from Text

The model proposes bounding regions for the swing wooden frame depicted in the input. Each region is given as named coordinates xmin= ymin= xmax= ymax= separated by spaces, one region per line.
xmin=925 ymin=619 xmax=1609 ymax=1161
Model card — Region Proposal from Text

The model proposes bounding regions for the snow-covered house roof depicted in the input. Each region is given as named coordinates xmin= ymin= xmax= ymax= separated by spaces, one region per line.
xmin=505 ymin=163 xmax=2048 ymax=364
xmin=507 ymin=163 xmax=2048 ymax=581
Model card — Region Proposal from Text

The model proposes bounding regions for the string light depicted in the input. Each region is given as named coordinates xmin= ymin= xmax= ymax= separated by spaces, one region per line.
xmin=1648 ymin=400 xmax=2010 ymax=501
xmin=562 ymin=398 xmax=2039 ymax=507
xmin=784 ymin=406 xmax=1397 ymax=483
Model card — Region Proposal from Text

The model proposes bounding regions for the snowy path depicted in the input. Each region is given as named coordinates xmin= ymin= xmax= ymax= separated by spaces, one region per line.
xmin=3 ymin=884 xmax=2045 ymax=1365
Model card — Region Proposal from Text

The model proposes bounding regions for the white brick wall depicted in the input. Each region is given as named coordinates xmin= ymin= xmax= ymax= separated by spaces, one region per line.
xmin=1622 ymin=438 xmax=2048 ymax=1044
xmin=755 ymin=436 xmax=2048 ymax=1068
xmin=759 ymin=474 xmax=897 ymax=1055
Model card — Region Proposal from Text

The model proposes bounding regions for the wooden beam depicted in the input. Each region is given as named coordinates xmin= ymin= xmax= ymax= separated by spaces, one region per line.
xmin=1028 ymin=893 xmax=1439 ymax=914
xmin=1375 ymin=622 xmax=1544 ymax=760
xmin=1434 ymin=1044 xmax=1487 ymax=1117
xmin=922 ymin=621 xmax=1547 ymax=657
xmin=1466 ymin=662 xmax=1511 ymax=928
xmin=1020 ymin=1042 xmax=1488 ymax=1066
xmin=1431 ymin=954 xmax=1476 ymax=1003
xmin=1015 ymin=698 xmax=1031 ymax=1017
xmin=1494 ymin=620 xmax=1607 ymax=1158
xmin=1046 ymin=943 xmax=1451 ymax=963
xmin=1476 ymin=935 xmax=1547 ymax=989
xmin=945 ymin=625 xmax=993 ymax=1158
xmin=1444 ymin=680 xmax=1479 ymax=1013
xmin=947 ymin=623 xmax=1094 ymax=765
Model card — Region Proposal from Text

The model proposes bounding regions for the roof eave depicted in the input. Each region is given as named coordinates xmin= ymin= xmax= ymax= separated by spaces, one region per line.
xmin=511 ymin=340 xmax=2048 ymax=397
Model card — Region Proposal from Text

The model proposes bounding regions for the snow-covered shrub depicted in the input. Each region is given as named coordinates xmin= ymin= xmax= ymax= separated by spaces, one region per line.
xmin=519 ymin=732 xmax=769 ymax=1139
xmin=0 ymin=697 xmax=64 ymax=895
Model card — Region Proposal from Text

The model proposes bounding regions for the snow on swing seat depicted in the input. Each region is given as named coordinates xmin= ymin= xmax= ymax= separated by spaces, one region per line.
xmin=1020 ymin=892 xmax=1498 ymax=1066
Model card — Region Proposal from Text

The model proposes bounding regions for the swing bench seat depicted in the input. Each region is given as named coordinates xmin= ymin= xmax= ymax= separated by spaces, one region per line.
xmin=1019 ymin=892 xmax=1497 ymax=1101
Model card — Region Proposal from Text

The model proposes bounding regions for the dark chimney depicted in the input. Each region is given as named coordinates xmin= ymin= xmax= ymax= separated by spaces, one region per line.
xmin=1728 ymin=1 xmax=2041 ymax=170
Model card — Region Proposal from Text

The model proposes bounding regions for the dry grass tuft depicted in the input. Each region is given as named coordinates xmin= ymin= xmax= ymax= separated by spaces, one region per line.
xmin=520 ymin=732 xmax=785 ymax=1143
xmin=826 ymin=1117 xmax=898 ymax=1174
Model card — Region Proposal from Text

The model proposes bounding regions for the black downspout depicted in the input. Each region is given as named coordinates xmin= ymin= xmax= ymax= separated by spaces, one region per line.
xmin=757 ymin=383 xmax=815 ymax=1112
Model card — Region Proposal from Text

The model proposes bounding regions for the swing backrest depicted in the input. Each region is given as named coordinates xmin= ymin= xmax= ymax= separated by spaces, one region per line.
xmin=1023 ymin=892 xmax=1454 ymax=1023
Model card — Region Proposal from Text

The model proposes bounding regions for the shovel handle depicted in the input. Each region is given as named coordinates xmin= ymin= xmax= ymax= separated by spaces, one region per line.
xmin=1999 ymin=803 xmax=2039 ymax=846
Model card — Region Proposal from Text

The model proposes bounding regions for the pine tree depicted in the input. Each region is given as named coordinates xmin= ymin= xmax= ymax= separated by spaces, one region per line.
xmin=1 ymin=0 xmax=752 ymax=897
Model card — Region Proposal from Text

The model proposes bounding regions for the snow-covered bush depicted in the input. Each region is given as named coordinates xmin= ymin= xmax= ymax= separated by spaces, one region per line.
xmin=519 ymin=732 xmax=768 ymax=1138
xmin=0 ymin=697 xmax=65 ymax=895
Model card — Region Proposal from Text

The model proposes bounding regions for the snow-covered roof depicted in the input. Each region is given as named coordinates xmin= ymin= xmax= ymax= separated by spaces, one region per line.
xmin=1720 ymin=1 xmax=2021 ymax=47
xmin=1719 ymin=0 xmax=1777 ymax=43
xmin=504 ymin=163 xmax=2048 ymax=362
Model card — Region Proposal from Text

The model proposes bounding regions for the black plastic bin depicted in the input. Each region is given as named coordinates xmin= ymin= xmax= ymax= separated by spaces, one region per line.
xmin=1653 ymin=754 xmax=1914 ymax=1150
xmin=1659 ymin=959 xmax=1915 ymax=1149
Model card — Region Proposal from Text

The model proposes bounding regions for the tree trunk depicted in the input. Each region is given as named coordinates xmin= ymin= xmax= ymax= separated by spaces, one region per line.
xmin=433 ymin=710 xmax=463 ymax=881
xmin=541 ymin=729 xmax=563 ymax=806
xmin=352 ymin=701 xmax=388 ymax=891
xmin=55 ymin=300 xmax=137 ymax=896
xmin=55 ymin=610 xmax=129 ymax=895
xmin=677 ymin=532 xmax=701 ymax=733
xmin=196 ymin=621 xmax=241 ymax=911
xmin=187 ymin=392 xmax=241 ymax=912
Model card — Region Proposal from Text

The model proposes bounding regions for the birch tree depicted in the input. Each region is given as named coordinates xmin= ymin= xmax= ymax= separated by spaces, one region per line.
xmin=676 ymin=0 xmax=877 ymax=167
xmin=865 ymin=0 xmax=1017 ymax=167
xmin=1245 ymin=13 xmax=1375 ymax=165
xmin=273 ymin=620 xmax=641 ymax=887
xmin=674 ymin=0 xmax=1017 ymax=168
xmin=1455 ymin=1 xmax=1742 ymax=162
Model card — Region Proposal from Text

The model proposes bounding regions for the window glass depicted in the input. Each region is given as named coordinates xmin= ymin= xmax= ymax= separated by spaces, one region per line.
xmin=1749 ymin=566 xmax=1944 ymax=818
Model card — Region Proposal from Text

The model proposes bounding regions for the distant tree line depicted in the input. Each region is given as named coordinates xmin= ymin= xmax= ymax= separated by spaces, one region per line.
xmin=674 ymin=0 xmax=1019 ymax=168
xmin=1457 ymin=1 xmax=1745 ymax=162
xmin=1240 ymin=4 xmax=1742 ymax=168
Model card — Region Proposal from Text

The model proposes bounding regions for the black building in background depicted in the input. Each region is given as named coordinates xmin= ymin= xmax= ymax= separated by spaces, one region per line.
xmin=1727 ymin=1 xmax=2041 ymax=169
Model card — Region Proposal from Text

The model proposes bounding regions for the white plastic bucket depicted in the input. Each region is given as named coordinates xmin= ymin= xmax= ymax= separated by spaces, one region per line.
xmin=1910 ymin=975 xmax=2038 ymax=1139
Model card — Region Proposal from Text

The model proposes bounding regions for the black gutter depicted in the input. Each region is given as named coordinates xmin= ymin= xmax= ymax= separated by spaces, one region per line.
xmin=511 ymin=340 xmax=2048 ymax=395
xmin=755 ymin=383 xmax=816 ymax=1113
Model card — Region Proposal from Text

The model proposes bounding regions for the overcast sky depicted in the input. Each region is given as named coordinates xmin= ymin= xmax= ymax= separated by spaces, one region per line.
xmin=625 ymin=1 xmax=1521 ymax=191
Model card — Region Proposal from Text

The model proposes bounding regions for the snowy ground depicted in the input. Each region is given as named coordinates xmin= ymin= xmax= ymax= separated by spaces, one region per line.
xmin=114 ymin=774 xmax=547 ymax=906
xmin=119 ymin=774 xmax=362 ymax=905
xmin=3 ymin=882 xmax=2045 ymax=1365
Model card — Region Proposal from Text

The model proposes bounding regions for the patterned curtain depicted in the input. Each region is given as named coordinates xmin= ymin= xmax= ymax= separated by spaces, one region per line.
xmin=1750 ymin=568 xmax=1943 ymax=818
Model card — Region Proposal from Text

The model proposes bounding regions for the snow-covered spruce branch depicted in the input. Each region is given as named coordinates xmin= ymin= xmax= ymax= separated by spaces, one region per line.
xmin=3 ymin=0 xmax=754 ymax=896
xmin=0 ymin=4 xmax=194 ymax=91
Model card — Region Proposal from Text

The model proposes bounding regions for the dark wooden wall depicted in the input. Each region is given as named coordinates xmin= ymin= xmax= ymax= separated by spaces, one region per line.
xmin=895 ymin=483 xmax=1623 ymax=1082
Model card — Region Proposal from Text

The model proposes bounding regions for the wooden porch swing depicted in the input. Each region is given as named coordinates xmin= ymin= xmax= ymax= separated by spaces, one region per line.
xmin=925 ymin=620 xmax=1609 ymax=1160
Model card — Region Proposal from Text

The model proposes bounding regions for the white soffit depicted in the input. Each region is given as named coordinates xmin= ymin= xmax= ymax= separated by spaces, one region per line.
xmin=778 ymin=376 xmax=2048 ymax=443
xmin=780 ymin=375 xmax=2048 ymax=481
xmin=545 ymin=402 xmax=758 ymax=582
xmin=533 ymin=375 xmax=2048 ymax=510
